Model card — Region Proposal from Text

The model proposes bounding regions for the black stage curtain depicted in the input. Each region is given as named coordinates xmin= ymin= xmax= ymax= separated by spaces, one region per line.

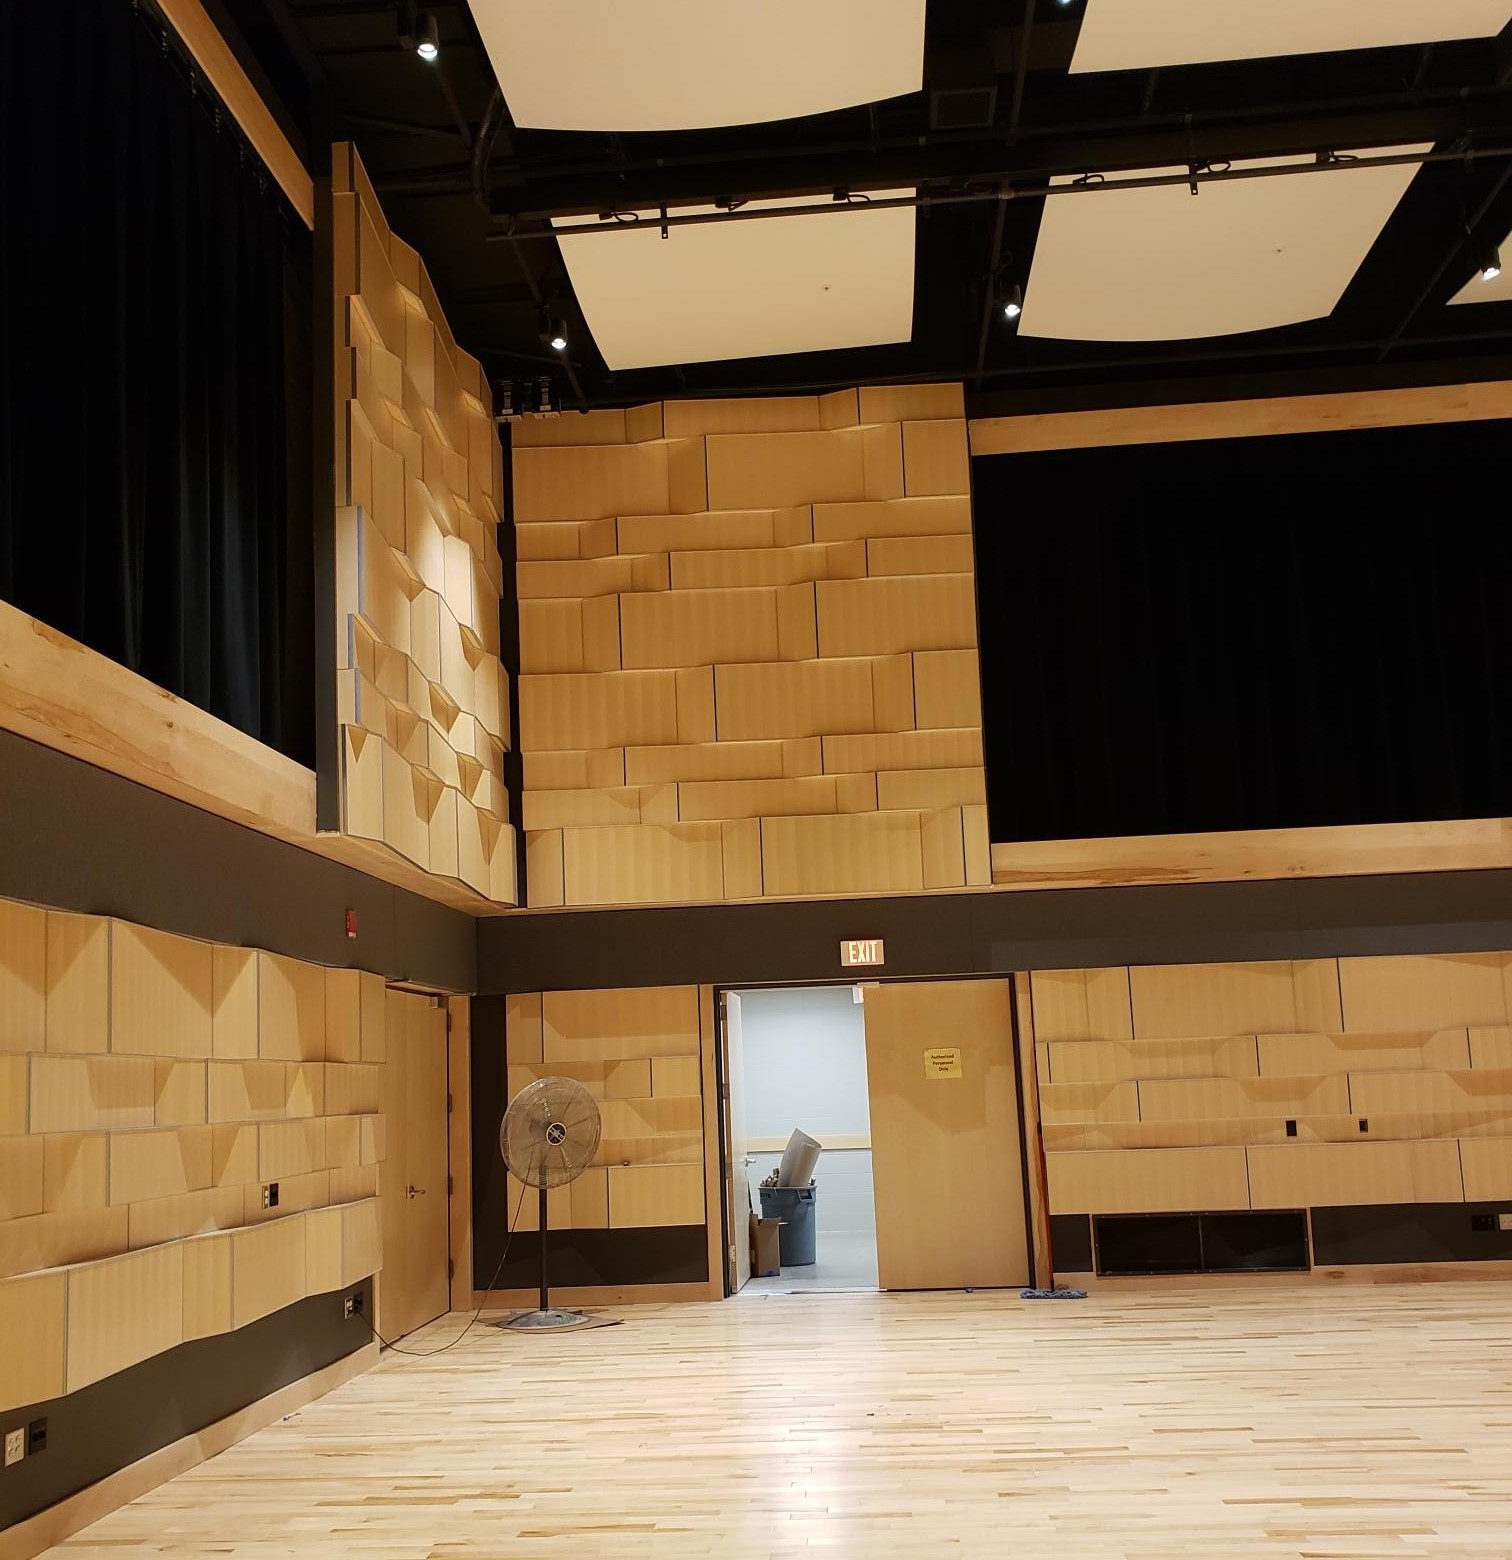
xmin=973 ymin=420 xmax=1512 ymax=842
xmin=0 ymin=0 xmax=314 ymax=765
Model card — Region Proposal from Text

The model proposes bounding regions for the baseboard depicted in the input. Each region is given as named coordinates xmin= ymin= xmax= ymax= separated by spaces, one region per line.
xmin=471 ymin=1281 xmax=714 ymax=1309
xmin=1057 ymin=1260 xmax=1512 ymax=1291
xmin=0 ymin=1343 xmax=377 ymax=1560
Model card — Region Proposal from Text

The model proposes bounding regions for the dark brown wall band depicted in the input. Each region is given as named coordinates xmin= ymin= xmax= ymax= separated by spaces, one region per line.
xmin=0 ymin=730 xmax=476 ymax=992
xmin=476 ymin=870 xmax=1512 ymax=995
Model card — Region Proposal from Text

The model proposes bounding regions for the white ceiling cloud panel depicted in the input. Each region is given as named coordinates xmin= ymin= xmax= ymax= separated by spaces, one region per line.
xmin=1071 ymin=0 xmax=1512 ymax=74
xmin=555 ymin=195 xmax=917 ymax=371
xmin=1019 ymin=150 xmax=1430 ymax=343
xmin=469 ymin=0 xmax=926 ymax=131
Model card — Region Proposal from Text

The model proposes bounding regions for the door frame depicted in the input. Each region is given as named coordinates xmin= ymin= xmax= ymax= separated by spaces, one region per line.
xmin=713 ymin=972 xmax=1045 ymax=1297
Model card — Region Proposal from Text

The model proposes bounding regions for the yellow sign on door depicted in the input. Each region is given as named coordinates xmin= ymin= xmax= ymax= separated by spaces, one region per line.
xmin=923 ymin=1046 xmax=963 ymax=1079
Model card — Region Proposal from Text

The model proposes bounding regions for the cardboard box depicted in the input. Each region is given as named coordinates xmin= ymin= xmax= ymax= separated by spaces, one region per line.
xmin=751 ymin=1215 xmax=782 ymax=1277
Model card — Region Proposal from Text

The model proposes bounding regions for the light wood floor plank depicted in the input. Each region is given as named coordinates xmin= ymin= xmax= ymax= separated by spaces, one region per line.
xmin=44 ymin=1285 xmax=1512 ymax=1558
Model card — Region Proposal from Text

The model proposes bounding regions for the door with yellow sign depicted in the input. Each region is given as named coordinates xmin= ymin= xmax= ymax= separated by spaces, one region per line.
xmin=862 ymin=979 xmax=1030 ymax=1290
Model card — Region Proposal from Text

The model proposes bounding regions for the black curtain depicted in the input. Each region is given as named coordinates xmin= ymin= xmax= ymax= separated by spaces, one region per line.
xmin=0 ymin=0 xmax=314 ymax=765
xmin=973 ymin=420 xmax=1512 ymax=842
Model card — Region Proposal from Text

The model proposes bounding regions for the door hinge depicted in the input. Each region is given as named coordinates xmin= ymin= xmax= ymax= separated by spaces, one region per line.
xmin=446 ymin=1092 xmax=453 ymax=1114
xmin=447 ymin=1174 xmax=454 ymax=1196
xmin=445 ymin=1010 xmax=453 ymax=1035
xmin=447 ymin=1257 xmax=454 ymax=1279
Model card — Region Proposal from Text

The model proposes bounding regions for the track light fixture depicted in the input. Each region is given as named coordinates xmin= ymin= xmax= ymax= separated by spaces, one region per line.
xmin=1481 ymin=246 xmax=1502 ymax=283
xmin=414 ymin=12 xmax=439 ymax=61
xmin=539 ymin=310 xmax=569 ymax=352
xmin=1001 ymin=283 xmax=1023 ymax=321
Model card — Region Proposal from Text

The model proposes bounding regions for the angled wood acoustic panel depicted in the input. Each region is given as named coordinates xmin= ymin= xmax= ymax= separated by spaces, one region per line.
xmin=332 ymin=144 xmax=516 ymax=906
xmin=510 ymin=385 xmax=987 ymax=906
xmin=0 ymin=896 xmax=389 ymax=1413
xmin=1032 ymin=956 xmax=1512 ymax=1239
xmin=505 ymin=985 xmax=705 ymax=1234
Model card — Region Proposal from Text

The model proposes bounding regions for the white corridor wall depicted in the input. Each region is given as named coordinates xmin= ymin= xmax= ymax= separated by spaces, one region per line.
xmin=737 ymin=985 xmax=876 ymax=1239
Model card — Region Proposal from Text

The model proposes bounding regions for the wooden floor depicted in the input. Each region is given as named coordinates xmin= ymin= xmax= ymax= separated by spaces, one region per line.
xmin=47 ymin=1284 xmax=1512 ymax=1559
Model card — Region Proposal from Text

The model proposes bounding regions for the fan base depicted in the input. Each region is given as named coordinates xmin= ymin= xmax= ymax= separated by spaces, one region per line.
xmin=494 ymin=1307 xmax=598 ymax=1332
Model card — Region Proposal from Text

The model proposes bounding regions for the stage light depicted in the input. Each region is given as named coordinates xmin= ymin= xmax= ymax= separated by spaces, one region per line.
xmin=415 ymin=13 xmax=439 ymax=61
xmin=1481 ymin=246 xmax=1502 ymax=283
xmin=1002 ymin=283 xmax=1023 ymax=320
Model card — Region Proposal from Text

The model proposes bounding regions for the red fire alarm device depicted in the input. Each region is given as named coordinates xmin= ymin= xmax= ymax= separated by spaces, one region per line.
xmin=344 ymin=909 xmax=358 ymax=939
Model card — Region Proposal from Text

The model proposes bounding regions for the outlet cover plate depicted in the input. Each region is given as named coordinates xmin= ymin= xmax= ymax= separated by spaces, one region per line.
xmin=1499 ymin=1212 xmax=1512 ymax=1233
xmin=4 ymin=1428 xmax=24 ymax=1467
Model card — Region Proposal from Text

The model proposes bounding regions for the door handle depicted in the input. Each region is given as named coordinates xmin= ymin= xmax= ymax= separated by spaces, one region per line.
xmin=406 ymin=1184 xmax=426 ymax=1198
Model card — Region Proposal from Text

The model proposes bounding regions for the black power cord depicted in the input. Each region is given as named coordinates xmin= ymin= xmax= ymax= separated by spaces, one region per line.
xmin=354 ymin=1179 xmax=528 ymax=1359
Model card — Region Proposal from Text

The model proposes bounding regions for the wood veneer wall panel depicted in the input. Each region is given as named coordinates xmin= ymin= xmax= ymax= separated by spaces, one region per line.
xmin=0 ymin=1270 xmax=67 ymax=1411
xmin=0 ymin=902 xmax=47 ymax=1053
xmin=1246 ymin=1140 xmax=1465 ymax=1209
xmin=109 ymin=924 xmax=213 ymax=1058
xmin=65 ymin=1243 xmax=185 ymax=1394
xmin=44 ymin=913 xmax=111 ymax=1056
xmin=1338 ymin=953 xmax=1512 ymax=1032
xmin=1128 ymin=960 xmax=1342 ymax=1039
xmin=1046 ymin=1147 xmax=1251 ymax=1215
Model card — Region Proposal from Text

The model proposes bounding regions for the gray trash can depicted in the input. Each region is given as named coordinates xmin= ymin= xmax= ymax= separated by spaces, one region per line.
xmin=759 ymin=1184 xmax=817 ymax=1265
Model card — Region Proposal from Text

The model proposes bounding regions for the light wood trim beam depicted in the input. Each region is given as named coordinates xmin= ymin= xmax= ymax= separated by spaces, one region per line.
xmin=991 ymin=817 xmax=1512 ymax=893
xmin=156 ymin=0 xmax=314 ymax=228
xmin=0 ymin=1343 xmax=374 ymax=1560
xmin=0 ymin=602 xmax=315 ymax=839
xmin=969 ymin=380 xmax=1512 ymax=457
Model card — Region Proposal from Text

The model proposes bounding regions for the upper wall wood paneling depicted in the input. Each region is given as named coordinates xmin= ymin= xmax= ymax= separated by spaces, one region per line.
xmin=332 ymin=144 xmax=516 ymax=908
xmin=509 ymin=387 xmax=984 ymax=909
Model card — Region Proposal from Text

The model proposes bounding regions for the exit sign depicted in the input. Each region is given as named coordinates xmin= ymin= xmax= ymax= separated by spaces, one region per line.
xmin=840 ymin=938 xmax=885 ymax=968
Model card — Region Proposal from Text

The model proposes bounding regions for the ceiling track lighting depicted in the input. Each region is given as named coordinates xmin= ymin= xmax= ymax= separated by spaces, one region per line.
xmin=1001 ymin=282 xmax=1023 ymax=321
xmin=538 ymin=309 xmax=569 ymax=353
xmin=404 ymin=9 xmax=439 ymax=62
xmin=1480 ymin=245 xmax=1502 ymax=283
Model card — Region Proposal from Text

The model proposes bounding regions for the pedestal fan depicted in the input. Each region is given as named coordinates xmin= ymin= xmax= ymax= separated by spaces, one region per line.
xmin=496 ymin=1076 xmax=602 ymax=1331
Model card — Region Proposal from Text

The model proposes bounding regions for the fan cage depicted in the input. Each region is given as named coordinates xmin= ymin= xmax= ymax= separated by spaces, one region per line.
xmin=500 ymin=1076 xmax=602 ymax=1189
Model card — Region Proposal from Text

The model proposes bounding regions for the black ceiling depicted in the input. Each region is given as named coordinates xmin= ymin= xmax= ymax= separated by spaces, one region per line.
xmin=213 ymin=0 xmax=1512 ymax=413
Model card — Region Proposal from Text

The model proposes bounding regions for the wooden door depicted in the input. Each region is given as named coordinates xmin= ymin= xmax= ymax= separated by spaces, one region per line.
xmin=379 ymin=989 xmax=452 ymax=1339
xmin=862 ymin=978 xmax=1030 ymax=1291
xmin=722 ymin=991 xmax=751 ymax=1293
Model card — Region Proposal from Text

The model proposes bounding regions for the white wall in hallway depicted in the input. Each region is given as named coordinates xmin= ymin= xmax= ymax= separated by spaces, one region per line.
xmin=738 ymin=984 xmax=874 ymax=1243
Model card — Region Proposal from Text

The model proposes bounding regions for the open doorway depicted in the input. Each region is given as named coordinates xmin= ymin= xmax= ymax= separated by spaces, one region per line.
xmin=720 ymin=976 xmax=1035 ymax=1298
xmin=726 ymin=985 xmax=879 ymax=1294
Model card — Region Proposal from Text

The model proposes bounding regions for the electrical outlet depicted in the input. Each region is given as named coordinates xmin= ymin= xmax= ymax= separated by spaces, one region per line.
xmin=4 ymin=1428 xmax=24 ymax=1467
xmin=1471 ymin=1213 xmax=1496 ymax=1232
xmin=343 ymin=1290 xmax=364 ymax=1319
xmin=261 ymin=1182 xmax=279 ymax=1209
xmin=27 ymin=1418 xmax=47 ymax=1455
xmin=1499 ymin=1212 xmax=1512 ymax=1233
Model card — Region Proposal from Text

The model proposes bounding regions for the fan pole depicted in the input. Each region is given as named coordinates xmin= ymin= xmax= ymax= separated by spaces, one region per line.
xmin=538 ymin=1182 xmax=550 ymax=1314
